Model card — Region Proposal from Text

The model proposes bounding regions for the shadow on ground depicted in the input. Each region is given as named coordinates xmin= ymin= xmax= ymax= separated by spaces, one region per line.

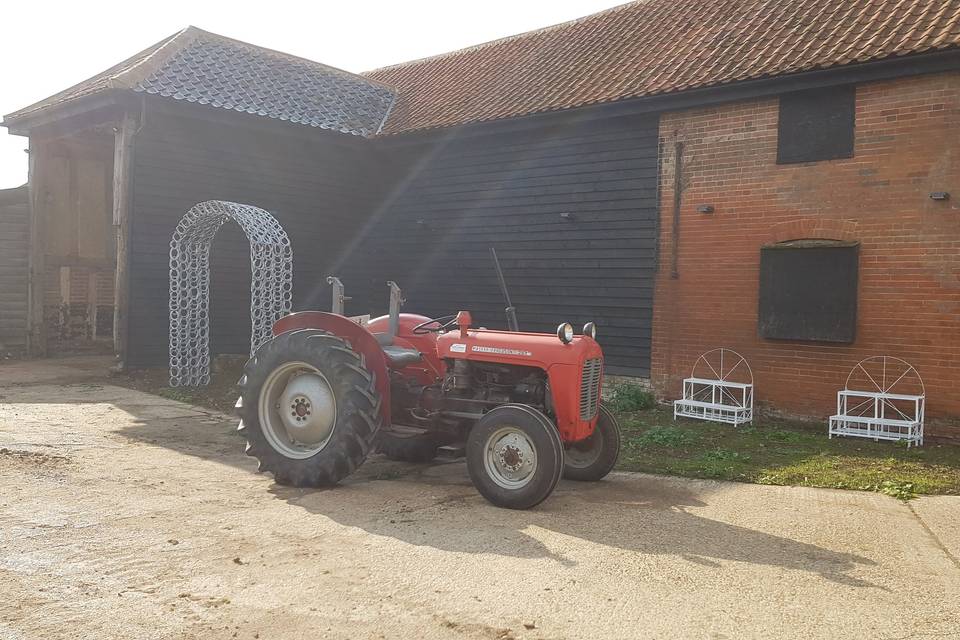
xmin=118 ymin=401 xmax=878 ymax=588
xmin=269 ymin=464 xmax=879 ymax=588
xmin=5 ymin=378 xmax=878 ymax=590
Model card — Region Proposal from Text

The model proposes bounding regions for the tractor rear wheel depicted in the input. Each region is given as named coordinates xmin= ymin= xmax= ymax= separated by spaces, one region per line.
xmin=466 ymin=404 xmax=563 ymax=510
xmin=562 ymin=405 xmax=621 ymax=481
xmin=237 ymin=329 xmax=381 ymax=487
xmin=377 ymin=431 xmax=441 ymax=463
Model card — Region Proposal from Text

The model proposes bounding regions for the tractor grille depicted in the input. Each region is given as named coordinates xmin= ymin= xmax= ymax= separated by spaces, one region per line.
xmin=579 ymin=358 xmax=603 ymax=420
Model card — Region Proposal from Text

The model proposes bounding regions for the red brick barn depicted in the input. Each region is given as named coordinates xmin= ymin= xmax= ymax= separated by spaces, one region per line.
xmin=653 ymin=72 xmax=960 ymax=437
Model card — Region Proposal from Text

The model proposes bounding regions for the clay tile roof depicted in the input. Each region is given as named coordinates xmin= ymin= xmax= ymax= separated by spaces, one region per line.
xmin=4 ymin=27 xmax=396 ymax=137
xmin=7 ymin=1 xmax=960 ymax=138
xmin=365 ymin=0 xmax=960 ymax=134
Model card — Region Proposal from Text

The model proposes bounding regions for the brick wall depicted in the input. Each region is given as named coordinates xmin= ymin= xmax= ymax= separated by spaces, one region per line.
xmin=652 ymin=71 xmax=960 ymax=438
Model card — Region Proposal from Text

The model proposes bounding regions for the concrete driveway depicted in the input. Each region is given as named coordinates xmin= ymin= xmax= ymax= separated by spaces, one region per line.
xmin=1 ymin=357 xmax=958 ymax=640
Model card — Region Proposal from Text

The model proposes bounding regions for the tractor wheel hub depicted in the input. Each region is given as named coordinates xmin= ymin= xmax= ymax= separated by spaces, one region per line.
xmin=292 ymin=397 xmax=311 ymax=418
xmin=278 ymin=375 xmax=336 ymax=445
xmin=258 ymin=362 xmax=338 ymax=459
xmin=498 ymin=444 xmax=524 ymax=470
xmin=484 ymin=428 xmax=538 ymax=489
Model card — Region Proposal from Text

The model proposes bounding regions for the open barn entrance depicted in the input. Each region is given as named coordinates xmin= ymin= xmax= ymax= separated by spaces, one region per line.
xmin=26 ymin=129 xmax=116 ymax=354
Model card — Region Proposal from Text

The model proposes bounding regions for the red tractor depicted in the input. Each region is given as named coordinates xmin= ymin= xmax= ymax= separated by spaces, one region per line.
xmin=237 ymin=270 xmax=620 ymax=509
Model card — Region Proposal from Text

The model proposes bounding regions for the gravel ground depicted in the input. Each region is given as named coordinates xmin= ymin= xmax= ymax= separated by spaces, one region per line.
xmin=1 ymin=356 xmax=959 ymax=640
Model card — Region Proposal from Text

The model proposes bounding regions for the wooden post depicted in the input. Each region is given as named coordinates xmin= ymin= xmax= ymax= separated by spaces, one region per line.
xmin=87 ymin=270 xmax=98 ymax=340
xmin=59 ymin=266 xmax=71 ymax=337
xmin=26 ymin=138 xmax=47 ymax=355
xmin=112 ymin=112 xmax=137 ymax=368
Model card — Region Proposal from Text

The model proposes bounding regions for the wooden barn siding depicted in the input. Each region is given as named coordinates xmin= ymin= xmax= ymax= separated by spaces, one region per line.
xmin=0 ymin=186 xmax=30 ymax=350
xmin=344 ymin=113 xmax=660 ymax=376
xmin=127 ymin=106 xmax=387 ymax=367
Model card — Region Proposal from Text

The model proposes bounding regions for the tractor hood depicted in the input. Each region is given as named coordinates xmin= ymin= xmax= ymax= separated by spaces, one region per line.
xmin=436 ymin=327 xmax=605 ymax=442
xmin=435 ymin=328 xmax=602 ymax=370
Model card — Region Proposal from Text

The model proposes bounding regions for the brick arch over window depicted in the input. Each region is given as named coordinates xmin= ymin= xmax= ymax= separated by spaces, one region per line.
xmin=764 ymin=218 xmax=860 ymax=244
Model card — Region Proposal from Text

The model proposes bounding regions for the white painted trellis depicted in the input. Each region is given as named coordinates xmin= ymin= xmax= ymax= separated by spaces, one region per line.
xmin=168 ymin=200 xmax=292 ymax=387
xmin=674 ymin=348 xmax=754 ymax=426
xmin=829 ymin=356 xmax=925 ymax=447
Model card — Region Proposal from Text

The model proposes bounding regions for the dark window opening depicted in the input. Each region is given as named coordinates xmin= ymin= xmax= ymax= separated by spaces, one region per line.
xmin=777 ymin=86 xmax=855 ymax=164
xmin=758 ymin=239 xmax=859 ymax=343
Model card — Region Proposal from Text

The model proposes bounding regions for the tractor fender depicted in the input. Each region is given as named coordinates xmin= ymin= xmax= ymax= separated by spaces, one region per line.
xmin=272 ymin=312 xmax=390 ymax=427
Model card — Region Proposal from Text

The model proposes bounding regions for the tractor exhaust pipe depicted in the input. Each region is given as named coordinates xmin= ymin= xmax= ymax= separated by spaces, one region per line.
xmin=326 ymin=276 xmax=350 ymax=315
xmin=490 ymin=247 xmax=519 ymax=332
xmin=386 ymin=281 xmax=404 ymax=342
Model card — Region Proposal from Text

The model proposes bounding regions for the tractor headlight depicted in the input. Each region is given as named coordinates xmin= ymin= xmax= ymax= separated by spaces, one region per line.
xmin=583 ymin=322 xmax=597 ymax=339
xmin=557 ymin=322 xmax=574 ymax=344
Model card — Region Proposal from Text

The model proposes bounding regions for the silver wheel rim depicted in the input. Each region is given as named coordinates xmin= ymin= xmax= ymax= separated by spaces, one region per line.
xmin=258 ymin=361 xmax=337 ymax=459
xmin=565 ymin=427 xmax=604 ymax=469
xmin=483 ymin=426 xmax=538 ymax=489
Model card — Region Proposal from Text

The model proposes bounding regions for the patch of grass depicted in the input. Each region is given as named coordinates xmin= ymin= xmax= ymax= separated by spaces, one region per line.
xmin=879 ymin=480 xmax=917 ymax=501
xmin=636 ymin=425 xmax=700 ymax=449
xmin=614 ymin=406 xmax=960 ymax=497
xmin=157 ymin=388 xmax=199 ymax=404
xmin=693 ymin=448 xmax=752 ymax=478
xmin=607 ymin=383 xmax=656 ymax=412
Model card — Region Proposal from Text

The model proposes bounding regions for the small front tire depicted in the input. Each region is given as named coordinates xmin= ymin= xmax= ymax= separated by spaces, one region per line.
xmin=466 ymin=404 xmax=563 ymax=510
xmin=563 ymin=405 xmax=621 ymax=481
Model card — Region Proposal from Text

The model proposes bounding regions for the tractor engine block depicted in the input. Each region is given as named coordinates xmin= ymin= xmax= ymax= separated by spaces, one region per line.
xmin=390 ymin=360 xmax=550 ymax=435
xmin=440 ymin=360 xmax=547 ymax=414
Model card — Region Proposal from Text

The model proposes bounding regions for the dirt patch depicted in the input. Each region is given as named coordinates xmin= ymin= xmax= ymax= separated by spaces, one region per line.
xmin=0 ymin=447 xmax=70 ymax=469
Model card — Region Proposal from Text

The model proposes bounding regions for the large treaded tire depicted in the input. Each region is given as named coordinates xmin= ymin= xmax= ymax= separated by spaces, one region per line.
xmin=377 ymin=432 xmax=442 ymax=463
xmin=563 ymin=405 xmax=621 ymax=482
xmin=466 ymin=404 xmax=563 ymax=510
xmin=237 ymin=329 xmax=381 ymax=487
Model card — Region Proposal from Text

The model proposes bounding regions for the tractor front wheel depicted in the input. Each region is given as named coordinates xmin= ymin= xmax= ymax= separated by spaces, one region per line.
xmin=237 ymin=329 xmax=381 ymax=487
xmin=562 ymin=405 xmax=621 ymax=481
xmin=466 ymin=404 xmax=563 ymax=510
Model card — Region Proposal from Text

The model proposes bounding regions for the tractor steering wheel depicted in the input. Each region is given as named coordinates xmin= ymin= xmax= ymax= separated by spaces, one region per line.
xmin=412 ymin=314 xmax=459 ymax=334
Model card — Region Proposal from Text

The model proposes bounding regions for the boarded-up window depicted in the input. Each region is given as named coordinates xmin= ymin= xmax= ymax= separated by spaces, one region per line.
xmin=758 ymin=240 xmax=859 ymax=343
xmin=777 ymin=86 xmax=855 ymax=164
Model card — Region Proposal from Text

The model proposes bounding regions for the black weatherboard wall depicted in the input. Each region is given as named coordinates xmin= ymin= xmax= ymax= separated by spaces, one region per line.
xmin=0 ymin=185 xmax=29 ymax=351
xmin=346 ymin=113 xmax=660 ymax=376
xmin=127 ymin=101 xmax=387 ymax=367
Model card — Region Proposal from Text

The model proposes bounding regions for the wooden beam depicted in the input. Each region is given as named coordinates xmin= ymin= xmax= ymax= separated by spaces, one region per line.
xmin=112 ymin=112 xmax=138 ymax=367
xmin=59 ymin=266 xmax=71 ymax=305
xmin=25 ymin=138 xmax=46 ymax=355
xmin=87 ymin=270 xmax=98 ymax=341
xmin=59 ymin=266 xmax=71 ymax=337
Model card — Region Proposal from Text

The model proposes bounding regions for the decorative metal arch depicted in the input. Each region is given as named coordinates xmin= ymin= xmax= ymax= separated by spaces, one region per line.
xmin=168 ymin=200 xmax=292 ymax=387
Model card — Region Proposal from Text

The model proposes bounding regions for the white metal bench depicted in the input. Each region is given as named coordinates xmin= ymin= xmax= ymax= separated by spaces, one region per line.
xmin=674 ymin=349 xmax=753 ymax=426
xmin=828 ymin=356 xmax=924 ymax=447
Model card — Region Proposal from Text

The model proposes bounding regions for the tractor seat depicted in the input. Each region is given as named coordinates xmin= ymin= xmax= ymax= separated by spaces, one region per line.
xmin=381 ymin=345 xmax=423 ymax=369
